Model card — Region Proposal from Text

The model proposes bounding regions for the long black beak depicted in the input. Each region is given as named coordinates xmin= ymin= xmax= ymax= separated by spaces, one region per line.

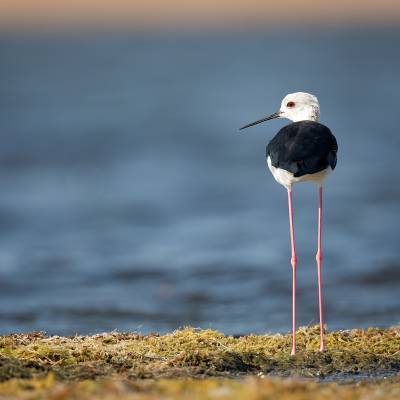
xmin=239 ymin=111 xmax=281 ymax=130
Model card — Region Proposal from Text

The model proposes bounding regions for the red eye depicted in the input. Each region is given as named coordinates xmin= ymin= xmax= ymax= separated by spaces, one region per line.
xmin=286 ymin=101 xmax=295 ymax=108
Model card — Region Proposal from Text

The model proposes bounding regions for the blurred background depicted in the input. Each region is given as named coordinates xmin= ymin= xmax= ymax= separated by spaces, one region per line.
xmin=0 ymin=1 xmax=399 ymax=336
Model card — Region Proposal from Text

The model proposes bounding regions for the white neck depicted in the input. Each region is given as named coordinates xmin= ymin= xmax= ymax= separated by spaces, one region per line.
xmin=288 ymin=106 xmax=320 ymax=122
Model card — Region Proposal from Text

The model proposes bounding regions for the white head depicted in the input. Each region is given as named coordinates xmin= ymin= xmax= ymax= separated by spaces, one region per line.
xmin=240 ymin=92 xmax=320 ymax=130
xmin=279 ymin=92 xmax=320 ymax=122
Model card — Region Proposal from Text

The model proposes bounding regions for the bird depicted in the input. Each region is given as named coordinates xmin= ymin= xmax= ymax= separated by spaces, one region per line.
xmin=240 ymin=92 xmax=338 ymax=355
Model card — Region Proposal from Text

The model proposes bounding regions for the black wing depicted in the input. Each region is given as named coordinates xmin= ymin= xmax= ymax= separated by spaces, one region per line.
xmin=266 ymin=121 xmax=338 ymax=177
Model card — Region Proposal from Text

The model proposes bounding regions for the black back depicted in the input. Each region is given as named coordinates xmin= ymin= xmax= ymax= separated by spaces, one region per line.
xmin=267 ymin=121 xmax=338 ymax=177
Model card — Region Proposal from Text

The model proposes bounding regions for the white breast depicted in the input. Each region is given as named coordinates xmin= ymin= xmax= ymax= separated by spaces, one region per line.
xmin=267 ymin=156 xmax=331 ymax=189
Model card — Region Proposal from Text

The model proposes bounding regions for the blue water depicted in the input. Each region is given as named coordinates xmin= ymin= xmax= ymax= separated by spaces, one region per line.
xmin=0 ymin=29 xmax=399 ymax=335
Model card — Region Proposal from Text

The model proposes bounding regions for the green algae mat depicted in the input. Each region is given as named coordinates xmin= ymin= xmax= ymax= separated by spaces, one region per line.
xmin=0 ymin=326 xmax=399 ymax=399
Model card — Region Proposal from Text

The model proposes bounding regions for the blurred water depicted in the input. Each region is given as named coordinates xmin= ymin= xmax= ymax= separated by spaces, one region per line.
xmin=0 ymin=29 xmax=399 ymax=336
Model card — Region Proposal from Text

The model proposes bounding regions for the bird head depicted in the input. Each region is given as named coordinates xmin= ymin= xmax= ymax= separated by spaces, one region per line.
xmin=240 ymin=92 xmax=320 ymax=130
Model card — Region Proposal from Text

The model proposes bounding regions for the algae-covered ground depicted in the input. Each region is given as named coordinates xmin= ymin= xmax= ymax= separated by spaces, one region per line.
xmin=0 ymin=326 xmax=399 ymax=399
xmin=1 ymin=375 xmax=400 ymax=400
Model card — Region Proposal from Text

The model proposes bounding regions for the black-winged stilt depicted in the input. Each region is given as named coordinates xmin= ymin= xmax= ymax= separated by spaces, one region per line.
xmin=240 ymin=92 xmax=338 ymax=355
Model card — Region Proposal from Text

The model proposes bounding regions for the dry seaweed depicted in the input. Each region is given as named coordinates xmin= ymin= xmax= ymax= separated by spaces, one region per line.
xmin=0 ymin=326 xmax=399 ymax=382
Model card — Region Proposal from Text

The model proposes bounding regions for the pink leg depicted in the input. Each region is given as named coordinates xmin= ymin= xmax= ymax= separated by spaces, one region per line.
xmin=287 ymin=188 xmax=297 ymax=355
xmin=316 ymin=186 xmax=325 ymax=352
